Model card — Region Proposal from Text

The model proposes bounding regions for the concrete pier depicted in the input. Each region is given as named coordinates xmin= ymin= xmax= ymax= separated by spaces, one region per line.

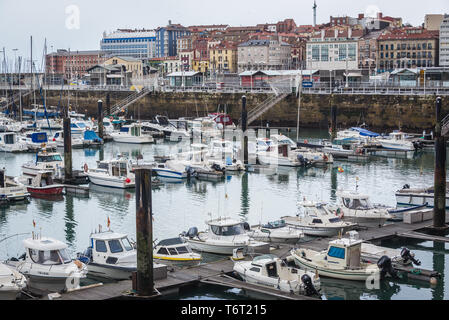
xmin=433 ymin=97 xmax=447 ymax=229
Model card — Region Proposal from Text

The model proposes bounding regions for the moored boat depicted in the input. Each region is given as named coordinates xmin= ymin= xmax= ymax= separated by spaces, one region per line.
xmin=153 ymin=237 xmax=202 ymax=266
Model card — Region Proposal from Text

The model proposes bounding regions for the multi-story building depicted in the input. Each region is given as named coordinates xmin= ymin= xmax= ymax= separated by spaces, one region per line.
xmin=237 ymin=38 xmax=292 ymax=72
xmin=440 ymin=15 xmax=449 ymax=67
xmin=330 ymin=12 xmax=401 ymax=30
xmin=192 ymin=58 xmax=210 ymax=74
xmin=179 ymin=50 xmax=194 ymax=71
xmin=425 ymin=14 xmax=445 ymax=31
xmin=104 ymin=56 xmax=144 ymax=78
xmin=46 ymin=49 xmax=109 ymax=81
xmin=188 ymin=25 xmax=229 ymax=33
xmin=209 ymin=42 xmax=238 ymax=74
xmin=306 ymin=28 xmax=363 ymax=70
xmin=156 ymin=21 xmax=191 ymax=58
xmin=100 ymin=29 xmax=156 ymax=59
xmin=358 ymin=30 xmax=384 ymax=74
xmin=377 ymin=27 xmax=440 ymax=72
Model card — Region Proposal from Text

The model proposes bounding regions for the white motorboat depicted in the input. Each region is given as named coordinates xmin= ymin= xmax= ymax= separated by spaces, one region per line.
xmin=375 ymin=131 xmax=416 ymax=151
xmin=270 ymin=134 xmax=297 ymax=150
xmin=0 ymin=132 xmax=28 ymax=153
xmin=52 ymin=131 xmax=84 ymax=149
xmin=233 ymin=254 xmax=320 ymax=296
xmin=0 ymin=169 xmax=30 ymax=204
xmin=16 ymin=171 xmax=65 ymax=196
xmin=335 ymin=127 xmax=379 ymax=143
xmin=333 ymin=190 xmax=393 ymax=227
xmin=5 ymin=235 xmax=87 ymax=294
xmin=152 ymin=160 xmax=188 ymax=180
xmin=153 ymin=237 xmax=202 ymax=266
xmin=257 ymin=141 xmax=305 ymax=167
xmin=21 ymin=149 xmax=64 ymax=177
xmin=77 ymin=229 xmax=167 ymax=280
xmin=85 ymin=155 xmax=135 ymax=189
xmin=243 ymin=220 xmax=304 ymax=243
xmin=207 ymin=139 xmax=245 ymax=172
xmin=180 ymin=216 xmax=269 ymax=255
xmin=70 ymin=119 xmax=94 ymax=136
xmin=290 ymin=237 xmax=382 ymax=281
xmin=18 ymin=132 xmax=57 ymax=151
xmin=0 ymin=262 xmax=27 ymax=300
xmin=281 ymin=201 xmax=356 ymax=237
xmin=111 ymin=123 xmax=154 ymax=144
xmin=395 ymin=184 xmax=449 ymax=208
xmin=292 ymin=147 xmax=333 ymax=166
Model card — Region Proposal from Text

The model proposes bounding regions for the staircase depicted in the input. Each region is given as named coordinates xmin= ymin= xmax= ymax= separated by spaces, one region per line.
xmin=109 ymin=87 xmax=151 ymax=116
xmin=0 ymin=89 xmax=35 ymax=111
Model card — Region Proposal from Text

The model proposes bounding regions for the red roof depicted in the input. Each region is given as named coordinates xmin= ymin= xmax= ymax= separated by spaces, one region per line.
xmin=378 ymin=28 xmax=439 ymax=41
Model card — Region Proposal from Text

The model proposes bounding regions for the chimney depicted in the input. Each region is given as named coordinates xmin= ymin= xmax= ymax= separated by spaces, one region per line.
xmin=168 ymin=20 xmax=172 ymax=25
xmin=348 ymin=28 xmax=352 ymax=38
xmin=358 ymin=13 xmax=364 ymax=20
xmin=334 ymin=29 xmax=338 ymax=38
xmin=377 ymin=12 xmax=383 ymax=19
xmin=321 ymin=29 xmax=325 ymax=40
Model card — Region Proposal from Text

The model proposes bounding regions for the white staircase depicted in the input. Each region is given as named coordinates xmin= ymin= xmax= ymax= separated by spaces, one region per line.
xmin=109 ymin=87 xmax=151 ymax=116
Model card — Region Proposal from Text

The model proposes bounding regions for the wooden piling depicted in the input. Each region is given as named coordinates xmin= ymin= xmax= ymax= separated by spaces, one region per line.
xmin=434 ymin=97 xmax=446 ymax=229
xmin=63 ymin=117 xmax=73 ymax=182
xmin=330 ymin=95 xmax=337 ymax=142
xmin=98 ymin=100 xmax=104 ymax=140
xmin=135 ymin=168 xmax=154 ymax=296
xmin=241 ymin=96 xmax=248 ymax=165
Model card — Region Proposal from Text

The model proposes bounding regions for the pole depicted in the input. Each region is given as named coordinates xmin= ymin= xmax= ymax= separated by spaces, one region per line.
xmin=241 ymin=96 xmax=248 ymax=166
xmin=98 ymin=100 xmax=104 ymax=139
xmin=434 ymin=96 xmax=446 ymax=229
xmin=331 ymin=97 xmax=337 ymax=142
xmin=135 ymin=168 xmax=154 ymax=296
xmin=63 ymin=117 xmax=73 ymax=182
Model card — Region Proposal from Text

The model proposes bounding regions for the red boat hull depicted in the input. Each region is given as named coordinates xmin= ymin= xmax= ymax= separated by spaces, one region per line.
xmin=27 ymin=186 xmax=64 ymax=195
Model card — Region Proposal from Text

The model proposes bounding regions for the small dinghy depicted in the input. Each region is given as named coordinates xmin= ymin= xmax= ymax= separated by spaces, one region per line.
xmin=0 ymin=169 xmax=30 ymax=205
xmin=0 ymin=262 xmax=27 ymax=300
xmin=5 ymin=234 xmax=87 ymax=294
xmin=243 ymin=220 xmax=304 ymax=244
xmin=153 ymin=237 xmax=202 ymax=266
xmin=233 ymin=254 xmax=320 ymax=296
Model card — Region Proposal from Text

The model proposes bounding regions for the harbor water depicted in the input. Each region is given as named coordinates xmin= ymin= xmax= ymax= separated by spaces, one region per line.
xmin=0 ymin=128 xmax=448 ymax=300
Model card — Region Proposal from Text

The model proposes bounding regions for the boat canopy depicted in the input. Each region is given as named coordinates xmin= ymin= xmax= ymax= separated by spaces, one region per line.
xmin=30 ymin=132 xmax=48 ymax=143
xmin=207 ymin=217 xmax=241 ymax=227
xmin=156 ymin=237 xmax=186 ymax=247
xmin=90 ymin=230 xmax=128 ymax=241
xmin=253 ymin=254 xmax=277 ymax=263
xmin=23 ymin=237 xmax=68 ymax=251
xmin=350 ymin=127 xmax=379 ymax=137
xmin=84 ymin=130 xmax=103 ymax=142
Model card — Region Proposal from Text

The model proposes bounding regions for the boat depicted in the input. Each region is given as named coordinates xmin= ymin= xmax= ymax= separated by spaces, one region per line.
xmin=0 ymin=170 xmax=30 ymax=204
xmin=85 ymin=155 xmax=135 ymax=189
xmin=257 ymin=141 xmax=306 ymax=167
xmin=290 ymin=237 xmax=381 ymax=281
xmin=395 ymin=184 xmax=449 ymax=208
xmin=16 ymin=171 xmax=65 ymax=196
xmin=153 ymin=237 xmax=202 ymax=266
xmin=233 ymin=254 xmax=320 ymax=296
xmin=21 ymin=149 xmax=64 ymax=177
xmin=243 ymin=220 xmax=304 ymax=243
xmin=281 ymin=201 xmax=356 ymax=237
xmin=111 ymin=123 xmax=154 ymax=144
xmin=70 ymin=119 xmax=94 ymax=136
xmin=5 ymin=235 xmax=88 ymax=294
xmin=207 ymin=139 xmax=245 ymax=172
xmin=335 ymin=127 xmax=379 ymax=143
xmin=77 ymin=229 xmax=167 ymax=280
xmin=292 ymin=147 xmax=333 ymax=166
xmin=18 ymin=132 xmax=57 ymax=152
xmin=51 ymin=131 xmax=84 ymax=149
xmin=152 ymin=160 xmax=189 ymax=180
xmin=333 ymin=190 xmax=393 ymax=227
xmin=270 ymin=134 xmax=297 ymax=150
xmin=180 ymin=216 xmax=269 ymax=255
xmin=0 ymin=132 xmax=28 ymax=153
xmin=0 ymin=262 xmax=27 ymax=300
xmin=375 ymin=131 xmax=416 ymax=151
xmin=82 ymin=130 xmax=104 ymax=147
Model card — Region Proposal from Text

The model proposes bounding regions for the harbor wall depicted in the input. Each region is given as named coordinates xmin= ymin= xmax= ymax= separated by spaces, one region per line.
xmin=18 ymin=90 xmax=448 ymax=132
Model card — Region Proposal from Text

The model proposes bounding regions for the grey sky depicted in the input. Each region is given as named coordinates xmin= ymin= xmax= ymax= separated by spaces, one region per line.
xmin=1 ymin=0 xmax=448 ymax=71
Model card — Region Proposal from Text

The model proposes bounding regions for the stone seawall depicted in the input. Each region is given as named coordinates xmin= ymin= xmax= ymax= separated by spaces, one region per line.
xmin=17 ymin=89 xmax=448 ymax=132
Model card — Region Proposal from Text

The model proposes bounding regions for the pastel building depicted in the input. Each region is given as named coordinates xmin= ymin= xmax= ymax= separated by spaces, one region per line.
xmin=100 ymin=29 xmax=156 ymax=59
xmin=156 ymin=21 xmax=191 ymax=57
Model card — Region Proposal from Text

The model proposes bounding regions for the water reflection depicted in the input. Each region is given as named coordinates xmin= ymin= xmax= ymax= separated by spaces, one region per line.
xmin=64 ymin=195 xmax=76 ymax=247
xmin=240 ymin=173 xmax=249 ymax=218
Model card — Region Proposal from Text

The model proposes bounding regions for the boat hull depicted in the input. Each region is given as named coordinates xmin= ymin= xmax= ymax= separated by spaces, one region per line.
xmin=395 ymin=192 xmax=449 ymax=209
xmin=87 ymin=174 xmax=135 ymax=189
xmin=111 ymin=135 xmax=154 ymax=144
xmin=27 ymin=186 xmax=64 ymax=195
xmin=152 ymin=168 xmax=187 ymax=179
xmin=85 ymin=263 xmax=134 ymax=280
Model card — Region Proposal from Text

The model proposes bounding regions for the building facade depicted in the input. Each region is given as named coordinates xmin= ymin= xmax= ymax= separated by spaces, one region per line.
xmin=378 ymin=27 xmax=440 ymax=72
xmin=425 ymin=14 xmax=445 ymax=31
xmin=100 ymin=29 xmax=156 ymax=59
xmin=209 ymin=43 xmax=238 ymax=74
xmin=440 ymin=15 xmax=449 ymax=67
xmin=156 ymin=21 xmax=191 ymax=58
xmin=104 ymin=56 xmax=144 ymax=78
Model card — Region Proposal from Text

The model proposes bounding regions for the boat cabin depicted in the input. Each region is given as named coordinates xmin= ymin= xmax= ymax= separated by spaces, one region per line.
xmin=35 ymin=151 xmax=63 ymax=164
xmin=120 ymin=124 xmax=143 ymax=137
xmin=95 ymin=156 xmax=132 ymax=178
xmin=22 ymin=237 xmax=72 ymax=266
xmin=26 ymin=132 xmax=48 ymax=144
xmin=387 ymin=131 xmax=409 ymax=141
xmin=261 ymin=220 xmax=287 ymax=229
xmin=0 ymin=132 xmax=18 ymax=145
xmin=325 ymin=238 xmax=362 ymax=269
xmin=207 ymin=217 xmax=246 ymax=238
xmin=298 ymin=201 xmax=342 ymax=223
xmin=153 ymin=237 xmax=200 ymax=262
xmin=270 ymin=134 xmax=296 ymax=150
xmin=83 ymin=231 xmax=135 ymax=264
xmin=336 ymin=191 xmax=373 ymax=210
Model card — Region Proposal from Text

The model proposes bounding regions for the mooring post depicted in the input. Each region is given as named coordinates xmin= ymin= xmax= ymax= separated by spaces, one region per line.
xmin=434 ymin=96 xmax=446 ymax=229
xmin=63 ymin=117 xmax=73 ymax=182
xmin=330 ymin=95 xmax=337 ymax=142
xmin=135 ymin=168 xmax=154 ymax=296
xmin=98 ymin=100 xmax=104 ymax=140
xmin=106 ymin=93 xmax=111 ymax=116
xmin=241 ymin=96 xmax=248 ymax=165
xmin=0 ymin=169 xmax=5 ymax=188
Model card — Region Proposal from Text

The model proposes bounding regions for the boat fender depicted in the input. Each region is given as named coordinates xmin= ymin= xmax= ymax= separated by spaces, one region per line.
xmin=377 ymin=255 xmax=398 ymax=279
xmin=186 ymin=227 xmax=198 ymax=239
xmin=83 ymin=163 xmax=88 ymax=173
xmin=400 ymin=247 xmax=421 ymax=266
xmin=301 ymin=274 xmax=319 ymax=296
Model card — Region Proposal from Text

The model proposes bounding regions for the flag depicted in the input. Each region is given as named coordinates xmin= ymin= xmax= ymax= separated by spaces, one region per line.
xmin=107 ymin=217 xmax=110 ymax=228
xmin=33 ymin=220 xmax=36 ymax=228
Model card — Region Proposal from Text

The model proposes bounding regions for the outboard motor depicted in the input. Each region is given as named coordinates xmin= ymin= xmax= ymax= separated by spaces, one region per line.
xmin=377 ymin=255 xmax=398 ymax=279
xmin=186 ymin=227 xmax=198 ymax=239
xmin=400 ymin=247 xmax=421 ymax=266
xmin=301 ymin=274 xmax=319 ymax=296
xmin=297 ymin=154 xmax=306 ymax=166
xmin=402 ymin=184 xmax=410 ymax=190
xmin=241 ymin=222 xmax=250 ymax=231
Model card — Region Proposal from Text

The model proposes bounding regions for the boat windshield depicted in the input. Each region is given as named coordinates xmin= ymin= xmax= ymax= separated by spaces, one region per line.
xmin=121 ymin=237 xmax=134 ymax=251
xmin=77 ymin=123 xmax=86 ymax=128
xmin=108 ymin=239 xmax=123 ymax=253
xmin=210 ymin=224 xmax=244 ymax=236
xmin=29 ymin=248 xmax=71 ymax=265
xmin=342 ymin=198 xmax=373 ymax=210
xmin=37 ymin=154 xmax=62 ymax=162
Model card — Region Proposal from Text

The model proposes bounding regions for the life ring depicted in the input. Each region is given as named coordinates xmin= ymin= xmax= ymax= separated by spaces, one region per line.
xmin=84 ymin=163 xmax=88 ymax=173
xmin=323 ymin=155 xmax=328 ymax=161
xmin=356 ymin=148 xmax=363 ymax=155
xmin=304 ymin=139 xmax=309 ymax=144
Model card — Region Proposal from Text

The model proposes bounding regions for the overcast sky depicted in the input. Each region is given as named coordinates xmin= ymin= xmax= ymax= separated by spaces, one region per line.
xmin=0 ymin=0 xmax=448 ymax=71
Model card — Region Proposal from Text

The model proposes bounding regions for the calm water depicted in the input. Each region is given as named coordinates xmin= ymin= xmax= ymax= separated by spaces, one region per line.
xmin=0 ymin=128 xmax=447 ymax=300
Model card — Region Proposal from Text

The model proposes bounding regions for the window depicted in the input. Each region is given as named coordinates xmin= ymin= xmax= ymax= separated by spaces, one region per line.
xmin=328 ymin=246 xmax=345 ymax=259
xmin=250 ymin=267 xmax=261 ymax=272
xmin=157 ymin=247 xmax=168 ymax=255
xmin=312 ymin=219 xmax=323 ymax=224
xmin=29 ymin=249 xmax=64 ymax=265
xmin=176 ymin=246 xmax=189 ymax=254
xmin=108 ymin=240 xmax=123 ymax=253
xmin=122 ymin=237 xmax=133 ymax=251
xmin=168 ymin=248 xmax=177 ymax=255
xmin=96 ymin=240 xmax=107 ymax=252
